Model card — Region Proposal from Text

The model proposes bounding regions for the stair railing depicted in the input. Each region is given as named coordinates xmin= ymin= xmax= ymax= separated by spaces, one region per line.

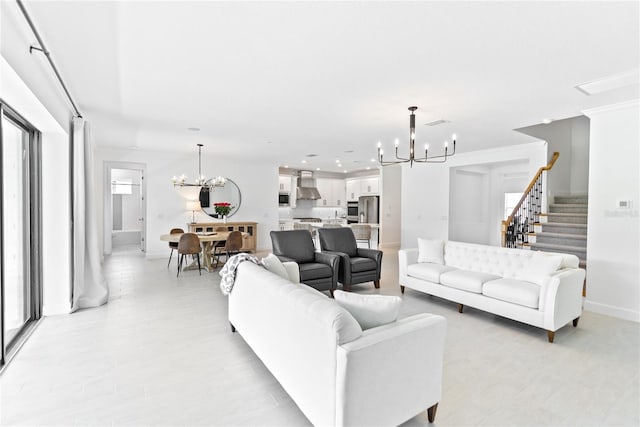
xmin=501 ymin=152 xmax=560 ymax=248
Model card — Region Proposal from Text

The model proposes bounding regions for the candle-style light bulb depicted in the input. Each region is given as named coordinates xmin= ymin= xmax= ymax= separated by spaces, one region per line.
xmin=172 ymin=176 xmax=178 ymax=183
xmin=411 ymin=132 xmax=415 ymax=141
xmin=380 ymin=148 xmax=384 ymax=156
xmin=377 ymin=141 xmax=382 ymax=149
xmin=452 ymin=133 xmax=457 ymax=142
xmin=444 ymin=140 xmax=448 ymax=149
xmin=394 ymin=138 xmax=399 ymax=147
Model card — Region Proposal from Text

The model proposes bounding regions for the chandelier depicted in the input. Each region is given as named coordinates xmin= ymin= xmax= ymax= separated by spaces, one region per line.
xmin=377 ymin=106 xmax=457 ymax=167
xmin=172 ymin=144 xmax=226 ymax=189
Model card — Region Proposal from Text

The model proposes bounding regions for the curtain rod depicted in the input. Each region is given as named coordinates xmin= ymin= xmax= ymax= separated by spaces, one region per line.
xmin=16 ymin=0 xmax=83 ymax=118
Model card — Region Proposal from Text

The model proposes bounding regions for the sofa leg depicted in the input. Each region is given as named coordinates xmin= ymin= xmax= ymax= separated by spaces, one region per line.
xmin=457 ymin=304 xmax=464 ymax=313
xmin=547 ymin=330 xmax=555 ymax=343
xmin=573 ymin=317 xmax=580 ymax=327
xmin=427 ymin=403 xmax=438 ymax=423
xmin=230 ymin=322 xmax=236 ymax=333
xmin=374 ymin=280 xmax=380 ymax=289
xmin=400 ymin=285 xmax=405 ymax=294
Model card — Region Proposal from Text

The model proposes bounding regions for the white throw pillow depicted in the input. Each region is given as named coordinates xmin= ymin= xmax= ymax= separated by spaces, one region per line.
xmin=333 ymin=290 xmax=402 ymax=330
xmin=516 ymin=253 xmax=563 ymax=286
xmin=262 ymin=254 xmax=290 ymax=281
xmin=417 ymin=238 xmax=445 ymax=264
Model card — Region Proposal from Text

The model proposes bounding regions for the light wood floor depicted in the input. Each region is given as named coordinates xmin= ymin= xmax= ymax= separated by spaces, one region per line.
xmin=1 ymin=245 xmax=638 ymax=426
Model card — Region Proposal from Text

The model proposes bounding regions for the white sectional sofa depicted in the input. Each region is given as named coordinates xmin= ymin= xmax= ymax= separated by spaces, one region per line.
xmin=228 ymin=261 xmax=447 ymax=426
xmin=399 ymin=240 xmax=586 ymax=342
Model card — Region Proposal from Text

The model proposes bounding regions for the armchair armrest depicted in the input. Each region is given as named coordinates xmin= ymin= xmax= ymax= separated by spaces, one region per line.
xmin=335 ymin=313 xmax=447 ymax=425
xmin=321 ymin=250 xmax=352 ymax=285
xmin=314 ymin=251 xmax=340 ymax=289
xmin=357 ymin=248 xmax=383 ymax=276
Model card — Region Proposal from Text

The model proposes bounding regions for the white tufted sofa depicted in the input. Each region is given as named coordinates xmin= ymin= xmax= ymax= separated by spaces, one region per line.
xmin=399 ymin=240 xmax=585 ymax=342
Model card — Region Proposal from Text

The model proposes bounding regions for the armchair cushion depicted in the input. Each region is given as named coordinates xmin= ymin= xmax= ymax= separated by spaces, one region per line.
xmin=299 ymin=262 xmax=333 ymax=281
xmin=350 ymin=257 xmax=378 ymax=273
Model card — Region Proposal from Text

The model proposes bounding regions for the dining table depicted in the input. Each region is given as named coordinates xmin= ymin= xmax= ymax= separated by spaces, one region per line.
xmin=160 ymin=231 xmax=247 ymax=273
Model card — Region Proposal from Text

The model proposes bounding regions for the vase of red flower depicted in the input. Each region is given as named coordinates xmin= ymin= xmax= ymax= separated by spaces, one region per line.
xmin=214 ymin=202 xmax=233 ymax=222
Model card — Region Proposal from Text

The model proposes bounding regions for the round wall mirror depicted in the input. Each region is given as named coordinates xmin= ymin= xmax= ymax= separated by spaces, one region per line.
xmin=199 ymin=178 xmax=242 ymax=219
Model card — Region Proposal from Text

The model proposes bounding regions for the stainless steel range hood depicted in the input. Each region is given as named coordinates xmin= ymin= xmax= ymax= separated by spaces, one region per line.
xmin=296 ymin=170 xmax=321 ymax=200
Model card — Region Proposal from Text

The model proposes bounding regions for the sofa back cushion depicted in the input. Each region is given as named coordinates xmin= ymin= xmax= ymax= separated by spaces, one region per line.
xmin=270 ymin=229 xmax=316 ymax=263
xmin=417 ymin=238 xmax=445 ymax=264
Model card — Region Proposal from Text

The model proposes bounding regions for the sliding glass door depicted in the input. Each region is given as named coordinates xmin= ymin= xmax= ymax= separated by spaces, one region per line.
xmin=0 ymin=102 xmax=42 ymax=366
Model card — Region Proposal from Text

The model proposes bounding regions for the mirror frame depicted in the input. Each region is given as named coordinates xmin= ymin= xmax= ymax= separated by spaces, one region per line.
xmin=199 ymin=178 xmax=242 ymax=219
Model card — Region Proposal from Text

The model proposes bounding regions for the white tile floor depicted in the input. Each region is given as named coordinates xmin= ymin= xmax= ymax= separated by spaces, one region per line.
xmin=1 ymin=245 xmax=638 ymax=426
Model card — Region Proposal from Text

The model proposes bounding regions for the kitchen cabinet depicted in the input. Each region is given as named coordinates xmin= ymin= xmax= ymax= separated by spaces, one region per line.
xmin=346 ymin=176 xmax=379 ymax=200
xmin=278 ymin=175 xmax=292 ymax=193
xmin=360 ymin=176 xmax=379 ymax=195
xmin=346 ymin=179 xmax=360 ymax=201
xmin=316 ymin=178 xmax=346 ymax=207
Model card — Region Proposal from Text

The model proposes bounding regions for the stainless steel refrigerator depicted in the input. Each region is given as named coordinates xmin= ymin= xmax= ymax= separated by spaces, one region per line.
xmin=358 ymin=196 xmax=379 ymax=224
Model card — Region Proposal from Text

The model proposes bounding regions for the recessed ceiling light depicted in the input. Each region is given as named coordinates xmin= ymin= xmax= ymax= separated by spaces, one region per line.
xmin=301 ymin=160 xmax=307 ymax=164
xmin=542 ymin=118 xmax=553 ymax=124
xmin=128 ymin=145 xmax=140 ymax=150
xmin=335 ymin=159 xmax=341 ymax=163
xmin=344 ymin=150 xmax=354 ymax=153
xmin=366 ymin=167 xmax=371 ymax=170
xmin=188 ymin=127 xmax=200 ymax=131
xmin=343 ymin=170 xmax=347 ymax=173
xmin=370 ymin=158 xmax=376 ymax=163
xmin=316 ymin=167 xmax=320 ymax=171
xmin=284 ymin=165 xmax=289 ymax=168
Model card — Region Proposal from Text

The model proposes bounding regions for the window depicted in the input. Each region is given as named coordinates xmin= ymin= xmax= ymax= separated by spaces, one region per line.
xmin=0 ymin=102 xmax=42 ymax=367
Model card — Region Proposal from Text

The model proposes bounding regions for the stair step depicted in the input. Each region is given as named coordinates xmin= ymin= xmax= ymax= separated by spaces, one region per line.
xmin=534 ymin=232 xmax=587 ymax=247
xmin=549 ymin=204 xmax=588 ymax=214
xmin=528 ymin=242 xmax=587 ymax=258
xmin=554 ymin=195 xmax=588 ymax=205
xmin=538 ymin=222 xmax=587 ymax=235
xmin=547 ymin=212 xmax=588 ymax=224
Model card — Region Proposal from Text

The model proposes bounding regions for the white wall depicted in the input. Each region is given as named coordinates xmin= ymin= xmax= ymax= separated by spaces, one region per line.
xmin=401 ymin=141 xmax=547 ymax=248
xmin=94 ymin=147 xmax=279 ymax=258
xmin=1 ymin=57 xmax=71 ymax=315
xmin=380 ymin=164 xmax=401 ymax=248
xmin=584 ymin=100 xmax=640 ymax=322
xmin=448 ymin=167 xmax=490 ymax=244
xmin=517 ymin=116 xmax=590 ymax=199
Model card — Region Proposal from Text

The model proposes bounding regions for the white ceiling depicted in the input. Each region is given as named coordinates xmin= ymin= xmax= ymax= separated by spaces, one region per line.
xmin=6 ymin=1 xmax=640 ymax=172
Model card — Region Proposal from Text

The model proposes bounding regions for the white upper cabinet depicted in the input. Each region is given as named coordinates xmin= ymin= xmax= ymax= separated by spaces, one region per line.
xmin=346 ymin=179 xmax=360 ymax=201
xmin=278 ymin=175 xmax=292 ymax=193
xmin=346 ymin=176 xmax=379 ymax=199
xmin=316 ymin=178 xmax=346 ymax=207
xmin=360 ymin=176 xmax=379 ymax=195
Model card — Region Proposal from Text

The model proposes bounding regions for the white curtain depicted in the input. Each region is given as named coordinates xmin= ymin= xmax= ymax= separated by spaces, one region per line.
xmin=71 ymin=117 xmax=108 ymax=311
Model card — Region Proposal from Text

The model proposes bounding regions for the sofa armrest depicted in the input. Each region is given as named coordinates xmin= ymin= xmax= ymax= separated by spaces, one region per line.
xmin=542 ymin=268 xmax=586 ymax=331
xmin=398 ymin=248 xmax=419 ymax=280
xmin=282 ymin=261 xmax=300 ymax=283
xmin=335 ymin=313 xmax=446 ymax=426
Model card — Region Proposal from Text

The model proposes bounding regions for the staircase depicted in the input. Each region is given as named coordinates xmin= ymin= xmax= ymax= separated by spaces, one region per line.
xmin=529 ymin=195 xmax=588 ymax=269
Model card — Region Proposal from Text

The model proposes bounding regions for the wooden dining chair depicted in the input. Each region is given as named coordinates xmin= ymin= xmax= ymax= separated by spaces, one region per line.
xmin=167 ymin=228 xmax=184 ymax=268
xmin=177 ymin=233 xmax=201 ymax=277
xmin=213 ymin=231 xmax=243 ymax=268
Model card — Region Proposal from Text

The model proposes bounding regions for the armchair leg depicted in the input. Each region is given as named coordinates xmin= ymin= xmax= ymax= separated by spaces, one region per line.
xmin=427 ymin=403 xmax=438 ymax=423
xmin=547 ymin=330 xmax=555 ymax=343
xmin=230 ymin=322 xmax=236 ymax=333
xmin=373 ymin=280 xmax=380 ymax=289
xmin=400 ymin=285 xmax=405 ymax=293
xmin=342 ymin=284 xmax=351 ymax=292
xmin=457 ymin=304 xmax=464 ymax=313
xmin=573 ymin=317 xmax=580 ymax=327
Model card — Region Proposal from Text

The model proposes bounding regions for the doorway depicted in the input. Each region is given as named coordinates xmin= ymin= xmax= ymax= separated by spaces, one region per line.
xmin=103 ymin=162 xmax=146 ymax=255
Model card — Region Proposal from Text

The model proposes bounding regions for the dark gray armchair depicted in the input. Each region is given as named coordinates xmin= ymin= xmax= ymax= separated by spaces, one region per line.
xmin=318 ymin=227 xmax=383 ymax=291
xmin=270 ymin=230 xmax=339 ymax=295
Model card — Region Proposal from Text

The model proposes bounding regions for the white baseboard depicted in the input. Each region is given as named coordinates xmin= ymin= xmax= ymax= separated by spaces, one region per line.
xmin=584 ymin=300 xmax=640 ymax=323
